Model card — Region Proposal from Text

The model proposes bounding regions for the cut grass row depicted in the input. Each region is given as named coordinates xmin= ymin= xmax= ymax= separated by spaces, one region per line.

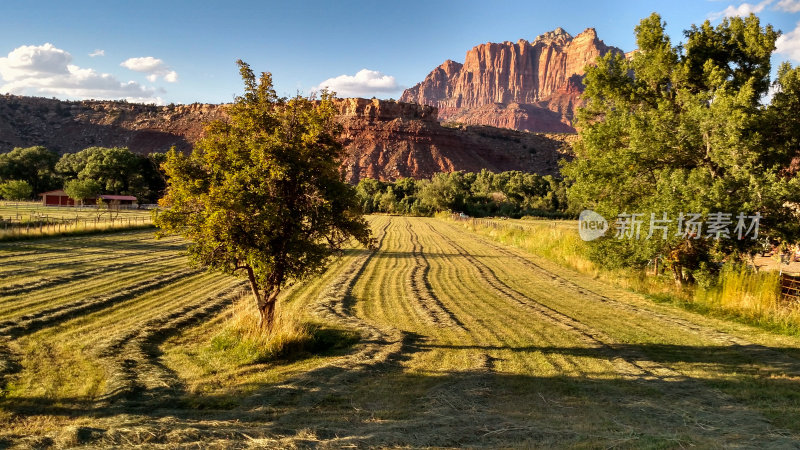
xmin=3 ymin=216 xmax=800 ymax=447
xmin=459 ymin=215 xmax=800 ymax=335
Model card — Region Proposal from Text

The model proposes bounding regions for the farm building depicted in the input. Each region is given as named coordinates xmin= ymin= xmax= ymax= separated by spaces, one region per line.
xmin=39 ymin=190 xmax=78 ymax=206
xmin=38 ymin=190 xmax=137 ymax=208
xmin=99 ymin=194 xmax=137 ymax=207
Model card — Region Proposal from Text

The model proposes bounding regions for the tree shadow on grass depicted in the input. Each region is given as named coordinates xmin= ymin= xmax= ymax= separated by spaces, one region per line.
xmin=3 ymin=339 xmax=800 ymax=447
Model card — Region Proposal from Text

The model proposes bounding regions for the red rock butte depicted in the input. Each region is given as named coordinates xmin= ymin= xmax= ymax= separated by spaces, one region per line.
xmin=400 ymin=27 xmax=623 ymax=133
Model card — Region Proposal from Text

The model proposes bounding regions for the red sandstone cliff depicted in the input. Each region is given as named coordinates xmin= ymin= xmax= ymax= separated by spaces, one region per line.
xmin=0 ymin=94 xmax=574 ymax=182
xmin=400 ymin=27 xmax=622 ymax=132
xmin=333 ymin=98 xmax=574 ymax=182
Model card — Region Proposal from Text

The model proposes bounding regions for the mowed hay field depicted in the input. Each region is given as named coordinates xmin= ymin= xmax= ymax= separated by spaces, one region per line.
xmin=2 ymin=217 xmax=800 ymax=447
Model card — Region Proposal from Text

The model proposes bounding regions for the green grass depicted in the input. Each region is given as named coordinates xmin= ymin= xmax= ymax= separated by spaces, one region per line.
xmin=456 ymin=216 xmax=800 ymax=336
xmin=0 ymin=201 xmax=153 ymax=240
xmin=2 ymin=217 xmax=800 ymax=447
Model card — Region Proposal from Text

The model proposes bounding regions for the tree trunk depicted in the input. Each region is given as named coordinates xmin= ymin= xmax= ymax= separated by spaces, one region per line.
xmin=672 ymin=264 xmax=684 ymax=286
xmin=258 ymin=288 xmax=280 ymax=330
xmin=245 ymin=266 xmax=262 ymax=305
xmin=243 ymin=266 xmax=282 ymax=331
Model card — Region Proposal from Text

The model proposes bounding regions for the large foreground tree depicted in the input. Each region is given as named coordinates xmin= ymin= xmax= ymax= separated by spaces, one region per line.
xmin=562 ymin=13 xmax=800 ymax=284
xmin=155 ymin=61 xmax=373 ymax=328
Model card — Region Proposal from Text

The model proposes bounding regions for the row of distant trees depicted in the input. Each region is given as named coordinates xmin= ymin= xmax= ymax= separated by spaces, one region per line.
xmin=0 ymin=146 xmax=166 ymax=203
xmin=0 ymin=142 xmax=573 ymax=218
xmin=356 ymin=170 xmax=569 ymax=217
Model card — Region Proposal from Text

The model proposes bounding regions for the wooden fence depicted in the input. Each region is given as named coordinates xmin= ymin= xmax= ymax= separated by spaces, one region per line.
xmin=781 ymin=273 xmax=800 ymax=303
xmin=0 ymin=215 xmax=152 ymax=239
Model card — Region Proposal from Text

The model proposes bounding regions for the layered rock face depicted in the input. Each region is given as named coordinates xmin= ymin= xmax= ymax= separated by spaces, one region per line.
xmin=333 ymin=98 xmax=574 ymax=182
xmin=0 ymin=94 xmax=574 ymax=182
xmin=0 ymin=95 xmax=225 ymax=154
xmin=400 ymin=27 xmax=622 ymax=132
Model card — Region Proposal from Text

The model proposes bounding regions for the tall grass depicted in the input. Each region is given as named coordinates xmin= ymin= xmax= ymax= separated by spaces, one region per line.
xmin=693 ymin=265 xmax=800 ymax=333
xmin=455 ymin=217 xmax=800 ymax=335
xmin=210 ymin=296 xmax=316 ymax=365
xmin=0 ymin=221 xmax=154 ymax=242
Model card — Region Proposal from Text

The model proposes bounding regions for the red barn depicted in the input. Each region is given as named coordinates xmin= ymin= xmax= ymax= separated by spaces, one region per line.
xmin=39 ymin=190 xmax=75 ymax=206
xmin=39 ymin=191 xmax=136 ymax=208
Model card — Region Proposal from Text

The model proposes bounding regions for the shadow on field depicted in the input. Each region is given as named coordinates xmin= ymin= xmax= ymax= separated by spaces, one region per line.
xmin=3 ymin=339 xmax=800 ymax=447
xmin=416 ymin=342 xmax=800 ymax=373
xmin=0 ymin=233 xmax=187 ymax=254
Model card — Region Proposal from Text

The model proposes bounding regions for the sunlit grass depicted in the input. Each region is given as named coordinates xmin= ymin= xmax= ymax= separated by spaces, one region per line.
xmin=455 ymin=216 xmax=800 ymax=335
xmin=0 ymin=201 xmax=153 ymax=241
xmin=208 ymin=295 xmax=317 ymax=365
xmin=5 ymin=217 xmax=800 ymax=446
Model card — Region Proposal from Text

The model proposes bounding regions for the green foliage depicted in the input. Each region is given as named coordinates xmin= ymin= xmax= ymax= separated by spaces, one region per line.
xmin=0 ymin=144 xmax=165 ymax=203
xmin=0 ymin=146 xmax=60 ymax=194
xmin=0 ymin=180 xmax=33 ymax=201
xmin=356 ymin=170 xmax=570 ymax=218
xmin=561 ymin=13 xmax=800 ymax=283
xmin=154 ymin=60 xmax=373 ymax=327
xmin=63 ymin=178 xmax=101 ymax=204
xmin=55 ymin=147 xmax=164 ymax=202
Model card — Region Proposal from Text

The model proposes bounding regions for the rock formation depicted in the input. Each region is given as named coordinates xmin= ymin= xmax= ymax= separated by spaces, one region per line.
xmin=400 ymin=27 xmax=623 ymax=132
xmin=333 ymin=98 xmax=574 ymax=182
xmin=0 ymin=94 xmax=574 ymax=182
xmin=0 ymin=95 xmax=224 ymax=155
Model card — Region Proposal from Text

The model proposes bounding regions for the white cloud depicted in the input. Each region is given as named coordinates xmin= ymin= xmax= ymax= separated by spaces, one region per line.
xmin=777 ymin=21 xmax=800 ymax=62
xmin=776 ymin=0 xmax=800 ymax=12
xmin=89 ymin=49 xmax=105 ymax=57
xmin=0 ymin=43 xmax=71 ymax=79
xmin=315 ymin=69 xmax=401 ymax=98
xmin=120 ymin=56 xmax=178 ymax=83
xmin=708 ymin=0 xmax=773 ymax=20
xmin=0 ymin=43 xmax=162 ymax=104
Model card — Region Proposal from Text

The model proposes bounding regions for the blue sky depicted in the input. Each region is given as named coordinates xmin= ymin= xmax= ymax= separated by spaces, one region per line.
xmin=0 ymin=0 xmax=797 ymax=104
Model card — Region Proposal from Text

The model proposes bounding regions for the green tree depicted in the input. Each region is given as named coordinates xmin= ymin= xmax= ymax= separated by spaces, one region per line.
xmin=63 ymin=178 xmax=101 ymax=207
xmin=0 ymin=179 xmax=33 ymax=218
xmin=418 ymin=171 xmax=473 ymax=213
xmin=355 ymin=178 xmax=385 ymax=213
xmin=561 ymin=13 xmax=800 ymax=284
xmin=154 ymin=60 xmax=373 ymax=328
xmin=378 ymin=188 xmax=398 ymax=213
xmin=0 ymin=146 xmax=60 ymax=194
xmin=56 ymin=147 xmax=162 ymax=202
xmin=0 ymin=180 xmax=33 ymax=201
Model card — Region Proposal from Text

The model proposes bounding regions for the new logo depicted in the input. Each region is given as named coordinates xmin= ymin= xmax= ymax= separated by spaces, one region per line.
xmin=579 ymin=209 xmax=608 ymax=241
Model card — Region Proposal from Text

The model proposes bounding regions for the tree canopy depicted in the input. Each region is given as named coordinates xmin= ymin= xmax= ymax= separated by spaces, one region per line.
xmin=63 ymin=178 xmax=101 ymax=206
xmin=561 ymin=13 xmax=800 ymax=284
xmin=355 ymin=170 xmax=569 ymax=217
xmin=56 ymin=146 xmax=164 ymax=202
xmin=0 ymin=145 xmax=165 ymax=203
xmin=154 ymin=60 xmax=373 ymax=328
xmin=0 ymin=180 xmax=33 ymax=201
xmin=0 ymin=146 xmax=60 ymax=196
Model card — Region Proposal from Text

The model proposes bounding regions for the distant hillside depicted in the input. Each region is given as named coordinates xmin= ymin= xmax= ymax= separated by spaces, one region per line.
xmin=0 ymin=94 xmax=575 ymax=182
